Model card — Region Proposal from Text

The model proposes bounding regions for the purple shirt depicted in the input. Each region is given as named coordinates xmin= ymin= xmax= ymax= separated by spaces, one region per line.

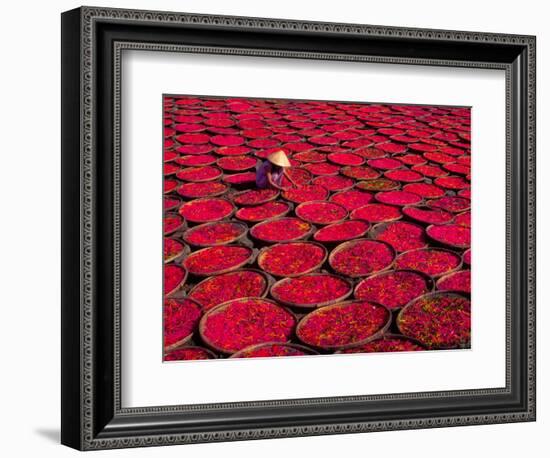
xmin=255 ymin=161 xmax=283 ymax=188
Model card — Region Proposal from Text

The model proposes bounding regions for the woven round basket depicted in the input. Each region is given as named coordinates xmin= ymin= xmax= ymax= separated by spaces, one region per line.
xmin=199 ymin=298 xmax=297 ymax=355
xmin=163 ymin=238 xmax=190 ymax=264
xmin=425 ymin=223 xmax=471 ymax=249
xmin=394 ymin=247 xmax=463 ymax=278
xmin=295 ymin=300 xmax=392 ymax=351
xmin=369 ymin=220 xmax=429 ymax=252
xmin=312 ymin=220 xmax=371 ymax=244
xmin=176 ymin=166 xmax=223 ymax=183
xmin=235 ymin=201 xmax=292 ymax=223
xmin=270 ymin=273 xmax=354 ymax=309
xmin=396 ymin=291 xmax=471 ymax=350
xmin=178 ymin=197 xmax=236 ymax=224
xmin=350 ymin=203 xmax=403 ymax=224
xmin=401 ymin=205 xmax=454 ymax=226
xmin=231 ymin=188 xmax=280 ymax=207
xmin=182 ymin=221 xmax=248 ymax=247
xmin=164 ymin=264 xmax=188 ymax=297
xmin=250 ymin=217 xmax=315 ymax=244
xmin=163 ymin=212 xmax=187 ymax=236
xmin=183 ymin=245 xmax=256 ymax=277
xmin=257 ymin=241 xmax=328 ymax=278
xmin=353 ymin=269 xmax=435 ymax=310
xmin=295 ymin=200 xmax=349 ymax=226
xmin=435 ymin=269 xmax=471 ymax=294
xmin=328 ymin=238 xmax=396 ymax=278
xmin=163 ymin=297 xmax=203 ymax=352
xmin=187 ymin=268 xmax=274 ymax=310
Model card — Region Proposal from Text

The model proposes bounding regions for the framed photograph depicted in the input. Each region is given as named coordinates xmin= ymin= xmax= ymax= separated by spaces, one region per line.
xmin=61 ymin=6 xmax=536 ymax=451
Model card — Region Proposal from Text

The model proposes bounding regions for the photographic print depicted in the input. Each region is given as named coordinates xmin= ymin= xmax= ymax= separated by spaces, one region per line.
xmin=162 ymin=95 xmax=471 ymax=361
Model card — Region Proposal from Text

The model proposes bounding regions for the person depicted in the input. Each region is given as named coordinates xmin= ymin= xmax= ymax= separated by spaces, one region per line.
xmin=255 ymin=150 xmax=297 ymax=190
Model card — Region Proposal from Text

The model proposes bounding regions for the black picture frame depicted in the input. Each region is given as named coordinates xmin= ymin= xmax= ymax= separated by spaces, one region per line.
xmin=61 ymin=6 xmax=536 ymax=451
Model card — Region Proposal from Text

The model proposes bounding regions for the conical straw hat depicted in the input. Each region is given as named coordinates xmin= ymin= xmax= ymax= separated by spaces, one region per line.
xmin=267 ymin=150 xmax=291 ymax=168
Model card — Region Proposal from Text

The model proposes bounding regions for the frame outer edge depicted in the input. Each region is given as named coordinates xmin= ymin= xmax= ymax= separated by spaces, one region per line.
xmin=526 ymin=35 xmax=536 ymax=421
xmin=61 ymin=7 xmax=85 ymax=451
xmin=72 ymin=6 xmax=536 ymax=450
xmin=80 ymin=6 xmax=97 ymax=451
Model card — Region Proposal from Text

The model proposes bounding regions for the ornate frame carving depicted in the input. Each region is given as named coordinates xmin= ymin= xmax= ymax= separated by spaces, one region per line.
xmin=61 ymin=6 xmax=536 ymax=450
